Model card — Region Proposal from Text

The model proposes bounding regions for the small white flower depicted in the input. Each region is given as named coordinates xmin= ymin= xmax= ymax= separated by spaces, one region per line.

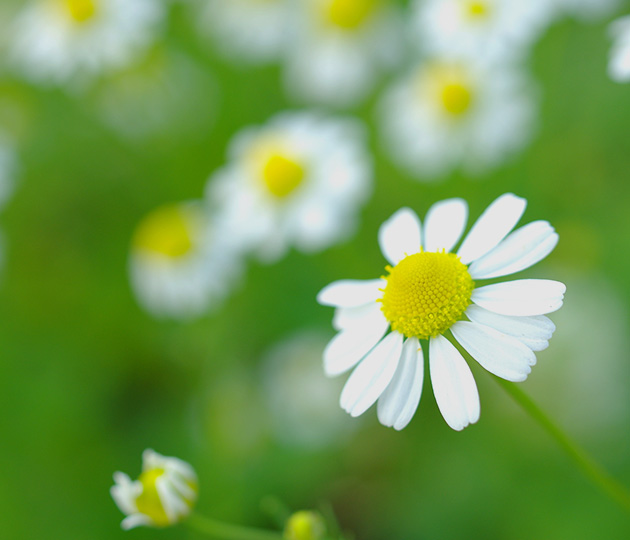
xmin=199 ymin=0 xmax=296 ymax=64
xmin=111 ymin=449 xmax=198 ymax=530
xmin=379 ymin=57 xmax=537 ymax=179
xmin=411 ymin=0 xmax=553 ymax=63
xmin=129 ymin=201 xmax=241 ymax=320
xmin=8 ymin=0 xmax=164 ymax=85
xmin=206 ymin=112 xmax=372 ymax=262
xmin=318 ymin=194 xmax=565 ymax=431
xmin=609 ymin=16 xmax=630 ymax=83
xmin=284 ymin=0 xmax=403 ymax=106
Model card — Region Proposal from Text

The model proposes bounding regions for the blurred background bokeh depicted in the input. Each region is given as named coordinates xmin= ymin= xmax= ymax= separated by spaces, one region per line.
xmin=1 ymin=0 xmax=630 ymax=538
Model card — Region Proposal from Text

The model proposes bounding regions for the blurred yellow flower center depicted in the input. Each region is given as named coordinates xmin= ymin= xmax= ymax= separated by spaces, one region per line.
xmin=64 ymin=0 xmax=97 ymax=22
xmin=284 ymin=511 xmax=326 ymax=540
xmin=326 ymin=0 xmax=377 ymax=30
xmin=380 ymin=251 xmax=474 ymax=339
xmin=440 ymin=82 xmax=473 ymax=116
xmin=262 ymin=154 xmax=305 ymax=198
xmin=135 ymin=468 xmax=170 ymax=527
xmin=465 ymin=1 xmax=490 ymax=18
xmin=133 ymin=205 xmax=195 ymax=258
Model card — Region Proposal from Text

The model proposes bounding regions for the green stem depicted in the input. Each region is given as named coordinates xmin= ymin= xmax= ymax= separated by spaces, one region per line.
xmin=186 ymin=513 xmax=285 ymax=540
xmin=495 ymin=378 xmax=630 ymax=514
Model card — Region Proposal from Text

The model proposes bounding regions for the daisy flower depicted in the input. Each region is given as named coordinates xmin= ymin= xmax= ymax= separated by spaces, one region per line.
xmin=283 ymin=0 xmax=402 ymax=106
xmin=317 ymin=194 xmax=565 ymax=431
xmin=199 ymin=0 xmax=295 ymax=64
xmin=111 ymin=449 xmax=198 ymax=530
xmin=379 ymin=57 xmax=537 ymax=179
xmin=411 ymin=0 xmax=553 ymax=63
xmin=608 ymin=16 xmax=630 ymax=83
xmin=206 ymin=112 xmax=372 ymax=262
xmin=129 ymin=201 xmax=241 ymax=319
xmin=8 ymin=0 xmax=164 ymax=85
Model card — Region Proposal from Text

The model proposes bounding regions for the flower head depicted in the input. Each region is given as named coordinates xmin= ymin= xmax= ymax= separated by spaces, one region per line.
xmin=111 ymin=449 xmax=198 ymax=530
xmin=379 ymin=57 xmax=537 ymax=179
xmin=284 ymin=510 xmax=327 ymax=540
xmin=9 ymin=0 xmax=164 ymax=85
xmin=129 ymin=200 xmax=241 ymax=319
xmin=318 ymin=194 xmax=565 ymax=431
xmin=206 ymin=112 xmax=372 ymax=262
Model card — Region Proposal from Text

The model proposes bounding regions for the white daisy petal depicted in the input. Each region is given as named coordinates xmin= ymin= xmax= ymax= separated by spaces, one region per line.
xmin=451 ymin=321 xmax=536 ymax=382
xmin=324 ymin=311 xmax=390 ymax=377
xmin=377 ymin=337 xmax=424 ymax=430
xmin=340 ymin=332 xmax=403 ymax=418
xmin=465 ymin=304 xmax=555 ymax=351
xmin=317 ymin=279 xmax=384 ymax=308
xmin=423 ymin=198 xmax=468 ymax=253
xmin=472 ymin=279 xmax=566 ymax=316
xmin=333 ymin=302 xmax=383 ymax=331
xmin=468 ymin=221 xmax=559 ymax=279
xmin=121 ymin=514 xmax=153 ymax=530
xmin=378 ymin=207 xmax=422 ymax=265
xmin=429 ymin=335 xmax=480 ymax=431
xmin=457 ymin=193 xmax=527 ymax=264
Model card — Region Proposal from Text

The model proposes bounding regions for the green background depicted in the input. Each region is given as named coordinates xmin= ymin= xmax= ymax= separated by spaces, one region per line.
xmin=1 ymin=1 xmax=630 ymax=539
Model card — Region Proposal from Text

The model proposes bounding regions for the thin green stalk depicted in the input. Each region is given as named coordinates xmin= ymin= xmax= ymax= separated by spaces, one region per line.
xmin=495 ymin=377 xmax=630 ymax=514
xmin=186 ymin=513 xmax=285 ymax=540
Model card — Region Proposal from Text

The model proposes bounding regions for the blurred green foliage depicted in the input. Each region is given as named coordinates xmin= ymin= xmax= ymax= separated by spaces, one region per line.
xmin=1 ymin=1 xmax=630 ymax=539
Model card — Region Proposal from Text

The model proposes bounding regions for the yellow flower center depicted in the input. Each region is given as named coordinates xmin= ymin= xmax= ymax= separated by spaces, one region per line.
xmin=379 ymin=251 xmax=474 ymax=339
xmin=284 ymin=511 xmax=326 ymax=540
xmin=325 ymin=0 xmax=377 ymax=30
xmin=133 ymin=204 xmax=196 ymax=259
xmin=440 ymin=82 xmax=473 ymax=116
xmin=262 ymin=154 xmax=305 ymax=199
xmin=465 ymin=0 xmax=490 ymax=19
xmin=63 ymin=0 xmax=97 ymax=23
xmin=135 ymin=468 xmax=170 ymax=527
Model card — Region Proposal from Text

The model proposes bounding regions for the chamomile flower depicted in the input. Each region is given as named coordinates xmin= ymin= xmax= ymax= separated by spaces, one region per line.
xmin=317 ymin=194 xmax=565 ymax=431
xmin=199 ymin=0 xmax=295 ymax=64
xmin=379 ymin=57 xmax=536 ymax=179
xmin=129 ymin=201 xmax=240 ymax=319
xmin=8 ymin=0 xmax=164 ymax=85
xmin=411 ymin=0 xmax=553 ymax=63
xmin=284 ymin=511 xmax=327 ymax=540
xmin=206 ymin=112 xmax=372 ymax=262
xmin=284 ymin=0 xmax=402 ymax=106
xmin=608 ymin=16 xmax=630 ymax=83
xmin=111 ymin=449 xmax=198 ymax=530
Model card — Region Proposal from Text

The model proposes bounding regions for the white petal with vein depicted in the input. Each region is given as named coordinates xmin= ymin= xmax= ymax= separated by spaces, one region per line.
xmin=377 ymin=337 xmax=424 ymax=430
xmin=318 ymin=279 xmax=384 ymax=307
xmin=378 ymin=208 xmax=422 ymax=265
xmin=451 ymin=321 xmax=536 ymax=382
xmin=333 ymin=302 xmax=383 ymax=331
xmin=324 ymin=310 xmax=389 ymax=376
xmin=340 ymin=332 xmax=403 ymax=417
xmin=468 ymin=221 xmax=559 ymax=279
xmin=429 ymin=335 xmax=480 ymax=431
xmin=423 ymin=198 xmax=468 ymax=253
xmin=472 ymin=279 xmax=566 ymax=316
xmin=457 ymin=193 xmax=527 ymax=264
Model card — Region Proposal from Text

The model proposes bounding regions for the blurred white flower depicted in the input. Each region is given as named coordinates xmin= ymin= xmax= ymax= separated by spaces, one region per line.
xmin=552 ymin=0 xmax=620 ymax=21
xmin=318 ymin=194 xmax=565 ymax=431
xmin=206 ymin=112 xmax=372 ymax=262
xmin=609 ymin=16 xmax=630 ymax=83
xmin=411 ymin=0 xmax=553 ymax=63
xmin=8 ymin=0 xmax=164 ymax=86
xmin=199 ymin=0 xmax=296 ymax=64
xmin=129 ymin=201 xmax=241 ymax=320
xmin=111 ymin=449 xmax=198 ymax=530
xmin=261 ymin=332 xmax=357 ymax=448
xmin=284 ymin=0 xmax=403 ymax=106
xmin=379 ymin=57 xmax=537 ymax=179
